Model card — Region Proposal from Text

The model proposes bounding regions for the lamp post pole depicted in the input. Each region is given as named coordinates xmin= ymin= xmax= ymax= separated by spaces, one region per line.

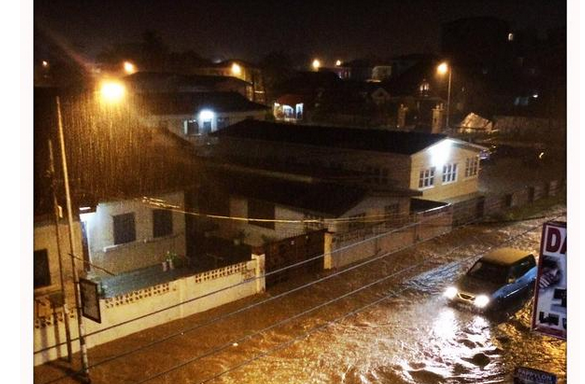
xmin=56 ymin=96 xmax=91 ymax=382
xmin=446 ymin=68 xmax=452 ymax=131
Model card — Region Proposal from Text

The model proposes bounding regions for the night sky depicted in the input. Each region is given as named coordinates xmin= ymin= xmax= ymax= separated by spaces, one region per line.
xmin=34 ymin=0 xmax=566 ymax=63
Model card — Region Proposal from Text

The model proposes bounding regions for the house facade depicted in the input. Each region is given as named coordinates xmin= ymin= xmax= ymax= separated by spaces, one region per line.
xmin=210 ymin=120 xmax=484 ymax=203
xmin=79 ymin=191 xmax=187 ymax=276
xmin=136 ymin=92 xmax=269 ymax=145
xmin=195 ymin=169 xmax=411 ymax=247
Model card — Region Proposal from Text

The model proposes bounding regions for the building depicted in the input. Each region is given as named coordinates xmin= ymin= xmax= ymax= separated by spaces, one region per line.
xmin=123 ymin=71 xmax=251 ymax=98
xmin=135 ymin=91 xmax=270 ymax=145
xmin=192 ymin=60 xmax=266 ymax=103
xmin=209 ymin=120 xmax=485 ymax=202
xmin=194 ymin=166 xmax=413 ymax=247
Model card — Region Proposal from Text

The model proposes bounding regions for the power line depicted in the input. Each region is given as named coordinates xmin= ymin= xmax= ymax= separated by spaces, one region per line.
xmin=34 ymin=216 xmax=426 ymax=356
xmin=38 ymin=211 xmax=563 ymax=384
xmin=137 ymin=214 xmax=564 ymax=384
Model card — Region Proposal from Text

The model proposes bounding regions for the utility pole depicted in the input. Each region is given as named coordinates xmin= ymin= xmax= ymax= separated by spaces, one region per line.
xmin=56 ymin=96 xmax=91 ymax=382
xmin=48 ymin=139 xmax=73 ymax=362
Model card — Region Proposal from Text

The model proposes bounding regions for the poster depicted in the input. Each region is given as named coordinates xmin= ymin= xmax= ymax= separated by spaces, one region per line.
xmin=514 ymin=367 xmax=557 ymax=384
xmin=80 ymin=278 xmax=102 ymax=323
xmin=531 ymin=221 xmax=566 ymax=339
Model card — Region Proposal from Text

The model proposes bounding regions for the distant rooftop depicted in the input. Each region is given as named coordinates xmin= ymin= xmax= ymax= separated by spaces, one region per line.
xmin=135 ymin=91 xmax=269 ymax=115
xmin=211 ymin=120 xmax=447 ymax=155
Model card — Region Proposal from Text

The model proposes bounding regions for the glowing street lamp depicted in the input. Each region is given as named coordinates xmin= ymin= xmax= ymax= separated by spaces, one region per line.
xmin=437 ymin=62 xmax=452 ymax=130
xmin=312 ymin=59 xmax=321 ymax=71
xmin=231 ymin=62 xmax=242 ymax=76
xmin=99 ymin=80 xmax=126 ymax=104
xmin=42 ymin=60 xmax=49 ymax=68
xmin=335 ymin=60 xmax=342 ymax=67
xmin=123 ymin=61 xmax=136 ymax=74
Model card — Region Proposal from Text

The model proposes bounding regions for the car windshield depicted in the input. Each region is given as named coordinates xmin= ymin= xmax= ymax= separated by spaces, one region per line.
xmin=466 ymin=260 xmax=509 ymax=284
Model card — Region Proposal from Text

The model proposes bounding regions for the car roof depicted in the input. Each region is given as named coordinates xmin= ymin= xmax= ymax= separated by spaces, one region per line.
xmin=480 ymin=248 xmax=533 ymax=266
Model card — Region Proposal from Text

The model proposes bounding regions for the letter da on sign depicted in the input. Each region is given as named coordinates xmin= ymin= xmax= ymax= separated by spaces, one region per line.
xmin=545 ymin=227 xmax=567 ymax=255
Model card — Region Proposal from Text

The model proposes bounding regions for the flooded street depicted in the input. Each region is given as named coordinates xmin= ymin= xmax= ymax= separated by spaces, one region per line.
xmin=35 ymin=203 xmax=566 ymax=384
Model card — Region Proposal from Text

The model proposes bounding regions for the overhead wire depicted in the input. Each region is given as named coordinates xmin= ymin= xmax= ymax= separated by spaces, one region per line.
xmin=38 ymin=211 xmax=565 ymax=384
xmin=135 ymin=213 xmax=565 ymax=384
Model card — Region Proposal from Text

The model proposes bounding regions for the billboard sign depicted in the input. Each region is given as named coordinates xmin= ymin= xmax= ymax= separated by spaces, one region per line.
xmin=80 ymin=278 xmax=102 ymax=323
xmin=514 ymin=367 xmax=557 ymax=384
xmin=531 ymin=221 xmax=566 ymax=339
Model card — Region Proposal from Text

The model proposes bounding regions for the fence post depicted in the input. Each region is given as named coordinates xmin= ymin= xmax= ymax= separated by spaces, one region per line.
xmin=251 ymin=253 xmax=266 ymax=293
xmin=323 ymin=232 xmax=334 ymax=270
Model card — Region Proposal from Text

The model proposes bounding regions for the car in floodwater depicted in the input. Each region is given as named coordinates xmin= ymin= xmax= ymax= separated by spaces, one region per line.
xmin=444 ymin=248 xmax=537 ymax=311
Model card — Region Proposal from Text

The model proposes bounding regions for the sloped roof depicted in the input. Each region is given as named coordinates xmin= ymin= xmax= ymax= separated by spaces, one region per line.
xmin=135 ymin=92 xmax=269 ymax=115
xmin=124 ymin=72 xmax=251 ymax=89
xmin=201 ymin=169 xmax=369 ymax=217
xmin=211 ymin=120 xmax=447 ymax=155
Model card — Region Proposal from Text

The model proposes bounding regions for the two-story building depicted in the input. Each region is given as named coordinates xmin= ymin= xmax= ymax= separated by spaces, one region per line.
xmin=209 ymin=120 xmax=485 ymax=203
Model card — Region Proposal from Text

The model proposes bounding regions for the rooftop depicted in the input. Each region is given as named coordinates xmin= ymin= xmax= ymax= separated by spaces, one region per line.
xmin=212 ymin=120 xmax=447 ymax=155
xmin=135 ymin=91 xmax=269 ymax=115
xmin=481 ymin=247 xmax=534 ymax=266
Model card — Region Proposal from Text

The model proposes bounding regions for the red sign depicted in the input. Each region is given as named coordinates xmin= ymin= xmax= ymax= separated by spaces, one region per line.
xmin=531 ymin=221 xmax=566 ymax=339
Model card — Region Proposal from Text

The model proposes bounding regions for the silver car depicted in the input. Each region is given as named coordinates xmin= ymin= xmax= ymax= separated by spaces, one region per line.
xmin=444 ymin=248 xmax=537 ymax=311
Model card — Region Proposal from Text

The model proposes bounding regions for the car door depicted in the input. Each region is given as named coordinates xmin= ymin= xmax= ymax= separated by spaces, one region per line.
xmin=507 ymin=256 xmax=536 ymax=297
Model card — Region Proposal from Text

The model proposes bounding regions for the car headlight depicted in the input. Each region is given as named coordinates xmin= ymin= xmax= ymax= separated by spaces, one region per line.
xmin=474 ymin=295 xmax=490 ymax=308
xmin=444 ymin=286 xmax=458 ymax=299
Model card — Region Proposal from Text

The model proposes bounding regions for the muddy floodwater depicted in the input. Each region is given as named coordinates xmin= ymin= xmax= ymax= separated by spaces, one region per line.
xmin=35 ymin=205 xmax=566 ymax=384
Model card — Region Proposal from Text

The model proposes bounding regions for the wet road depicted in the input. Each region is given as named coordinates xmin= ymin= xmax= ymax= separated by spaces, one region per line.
xmin=35 ymin=205 xmax=567 ymax=384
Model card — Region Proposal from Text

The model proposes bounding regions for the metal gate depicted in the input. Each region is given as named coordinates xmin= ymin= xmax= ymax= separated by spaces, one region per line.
xmin=262 ymin=230 xmax=325 ymax=288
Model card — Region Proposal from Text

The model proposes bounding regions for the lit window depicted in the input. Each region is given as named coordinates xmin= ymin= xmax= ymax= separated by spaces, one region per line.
xmin=418 ymin=167 xmax=436 ymax=189
xmin=465 ymin=157 xmax=479 ymax=178
xmin=442 ymin=163 xmax=458 ymax=184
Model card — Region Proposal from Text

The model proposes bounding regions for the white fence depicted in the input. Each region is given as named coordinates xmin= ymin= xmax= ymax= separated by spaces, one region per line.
xmin=34 ymin=255 xmax=265 ymax=366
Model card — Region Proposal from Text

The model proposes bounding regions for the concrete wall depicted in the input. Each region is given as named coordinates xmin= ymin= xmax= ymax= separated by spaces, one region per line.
xmin=410 ymin=142 xmax=480 ymax=201
xmin=329 ymin=206 xmax=453 ymax=269
xmin=34 ymin=219 xmax=83 ymax=314
xmin=81 ymin=191 xmax=186 ymax=276
xmin=34 ymin=256 xmax=265 ymax=366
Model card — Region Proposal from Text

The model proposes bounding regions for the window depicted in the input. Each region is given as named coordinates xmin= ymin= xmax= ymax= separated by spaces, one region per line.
xmin=113 ymin=213 xmax=136 ymax=245
xmin=153 ymin=209 xmax=173 ymax=238
xmin=418 ymin=167 xmax=435 ymax=189
xmin=248 ymin=199 xmax=275 ymax=229
xmin=201 ymin=120 xmax=212 ymax=133
xmin=442 ymin=163 xmax=458 ymax=184
xmin=184 ymin=120 xmax=198 ymax=135
xmin=465 ymin=157 xmax=479 ymax=177
xmin=348 ymin=213 xmax=366 ymax=231
xmin=34 ymin=249 xmax=51 ymax=289
xmin=217 ymin=117 xmax=230 ymax=129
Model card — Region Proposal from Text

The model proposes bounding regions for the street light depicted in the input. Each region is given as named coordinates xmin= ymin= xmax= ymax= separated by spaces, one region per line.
xmin=437 ymin=62 xmax=452 ymax=130
xmin=231 ymin=62 xmax=242 ymax=77
xmin=55 ymin=83 xmax=126 ymax=381
xmin=312 ymin=59 xmax=321 ymax=71
xmin=123 ymin=61 xmax=136 ymax=75
xmin=99 ymin=80 xmax=126 ymax=104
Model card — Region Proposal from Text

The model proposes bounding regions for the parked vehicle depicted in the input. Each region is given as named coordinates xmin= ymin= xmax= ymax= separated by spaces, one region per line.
xmin=444 ymin=248 xmax=537 ymax=311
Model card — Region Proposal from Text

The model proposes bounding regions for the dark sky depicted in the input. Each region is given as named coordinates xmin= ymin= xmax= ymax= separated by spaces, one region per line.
xmin=34 ymin=0 xmax=566 ymax=63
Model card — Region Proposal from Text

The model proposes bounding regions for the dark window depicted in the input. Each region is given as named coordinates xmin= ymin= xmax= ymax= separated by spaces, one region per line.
xmin=185 ymin=120 xmax=198 ymax=135
xmin=248 ymin=199 xmax=275 ymax=229
xmin=153 ymin=209 xmax=173 ymax=238
xmin=113 ymin=213 xmax=136 ymax=245
xmin=202 ymin=120 xmax=212 ymax=133
xmin=217 ymin=117 xmax=230 ymax=129
xmin=34 ymin=249 xmax=51 ymax=289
